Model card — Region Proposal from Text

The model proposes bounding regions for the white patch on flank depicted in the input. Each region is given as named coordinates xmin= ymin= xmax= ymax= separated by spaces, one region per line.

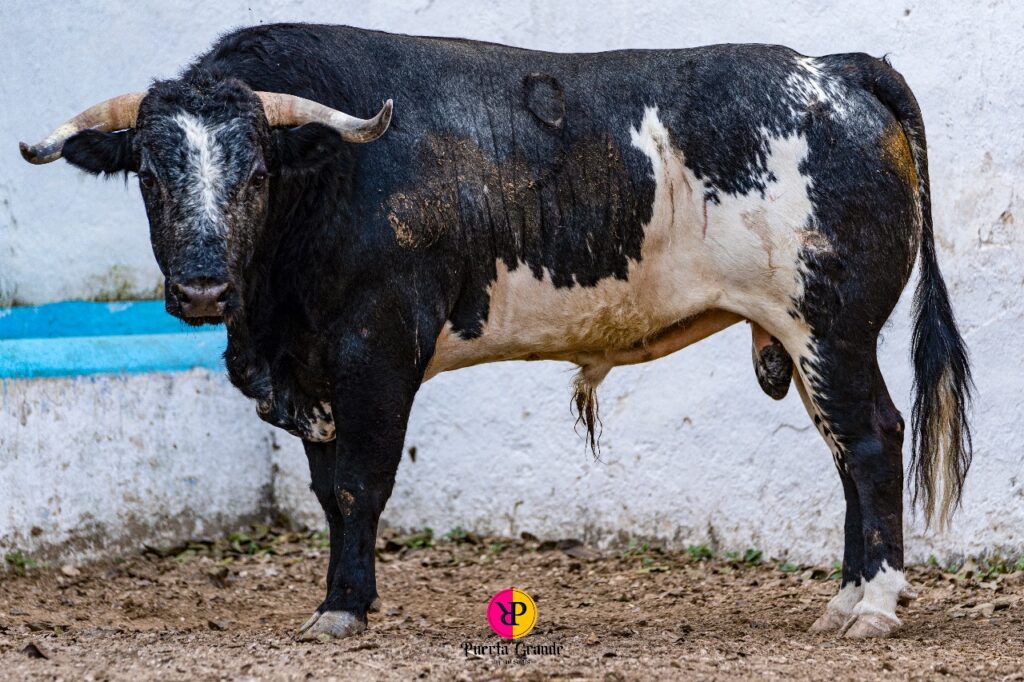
xmin=785 ymin=56 xmax=848 ymax=119
xmin=173 ymin=112 xmax=225 ymax=227
xmin=425 ymin=106 xmax=818 ymax=381
xmin=852 ymin=561 xmax=909 ymax=624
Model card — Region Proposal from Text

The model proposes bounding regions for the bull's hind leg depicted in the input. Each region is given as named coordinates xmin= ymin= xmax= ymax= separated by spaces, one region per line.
xmin=794 ymin=378 xmax=866 ymax=631
xmin=796 ymin=342 xmax=910 ymax=638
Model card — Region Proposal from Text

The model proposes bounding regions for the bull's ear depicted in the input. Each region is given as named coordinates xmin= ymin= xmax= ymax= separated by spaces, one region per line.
xmin=62 ymin=129 xmax=136 ymax=175
xmin=273 ymin=123 xmax=347 ymax=172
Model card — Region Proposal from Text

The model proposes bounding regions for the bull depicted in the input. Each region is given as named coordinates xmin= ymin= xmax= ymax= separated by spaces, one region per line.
xmin=20 ymin=23 xmax=972 ymax=640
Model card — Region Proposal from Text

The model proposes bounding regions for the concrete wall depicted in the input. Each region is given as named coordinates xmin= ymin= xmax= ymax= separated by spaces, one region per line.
xmin=3 ymin=1 xmax=1023 ymax=563
xmin=0 ymin=370 xmax=278 ymax=561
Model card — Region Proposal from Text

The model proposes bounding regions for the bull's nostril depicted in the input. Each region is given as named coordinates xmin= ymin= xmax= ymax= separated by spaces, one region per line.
xmin=171 ymin=282 xmax=192 ymax=303
xmin=173 ymin=280 xmax=231 ymax=319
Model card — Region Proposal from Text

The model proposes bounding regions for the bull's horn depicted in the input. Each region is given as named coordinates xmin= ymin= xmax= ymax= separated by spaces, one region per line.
xmin=256 ymin=93 xmax=393 ymax=143
xmin=19 ymin=92 xmax=146 ymax=165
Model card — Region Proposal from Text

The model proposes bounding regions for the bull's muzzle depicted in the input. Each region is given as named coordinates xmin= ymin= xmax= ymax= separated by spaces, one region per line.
xmin=171 ymin=279 xmax=232 ymax=320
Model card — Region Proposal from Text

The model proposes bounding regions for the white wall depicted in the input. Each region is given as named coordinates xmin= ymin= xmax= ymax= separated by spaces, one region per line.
xmin=3 ymin=1 xmax=1023 ymax=563
xmin=0 ymin=371 xmax=278 ymax=561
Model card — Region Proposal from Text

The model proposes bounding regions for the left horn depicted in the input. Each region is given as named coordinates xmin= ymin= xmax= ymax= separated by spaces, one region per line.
xmin=19 ymin=92 xmax=146 ymax=165
xmin=256 ymin=93 xmax=393 ymax=143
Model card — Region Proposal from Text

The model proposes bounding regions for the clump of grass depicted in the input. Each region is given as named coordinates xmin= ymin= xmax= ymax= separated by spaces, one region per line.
xmin=396 ymin=528 xmax=434 ymax=550
xmin=622 ymin=540 xmax=652 ymax=558
xmin=725 ymin=548 xmax=763 ymax=567
xmin=976 ymin=555 xmax=1024 ymax=580
xmin=777 ymin=561 xmax=802 ymax=573
xmin=227 ymin=530 xmax=272 ymax=556
xmin=4 ymin=550 xmax=37 ymax=576
xmin=621 ymin=540 xmax=670 ymax=573
xmin=686 ymin=544 xmax=715 ymax=562
xmin=925 ymin=553 xmax=1024 ymax=578
xmin=445 ymin=527 xmax=470 ymax=542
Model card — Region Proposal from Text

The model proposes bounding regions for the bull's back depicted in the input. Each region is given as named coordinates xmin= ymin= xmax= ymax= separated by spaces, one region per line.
xmin=202 ymin=27 xmax=920 ymax=374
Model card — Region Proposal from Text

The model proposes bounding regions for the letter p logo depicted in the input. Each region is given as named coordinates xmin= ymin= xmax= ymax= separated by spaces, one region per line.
xmin=487 ymin=588 xmax=537 ymax=639
xmin=498 ymin=600 xmax=528 ymax=626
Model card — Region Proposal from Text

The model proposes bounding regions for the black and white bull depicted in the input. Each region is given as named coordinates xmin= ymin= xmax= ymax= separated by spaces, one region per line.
xmin=21 ymin=24 xmax=972 ymax=640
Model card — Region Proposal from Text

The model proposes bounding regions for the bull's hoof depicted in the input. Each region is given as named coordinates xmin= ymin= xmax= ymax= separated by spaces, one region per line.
xmin=368 ymin=597 xmax=382 ymax=613
xmin=898 ymin=585 xmax=919 ymax=606
xmin=295 ymin=610 xmax=366 ymax=641
xmin=809 ymin=608 xmax=853 ymax=633
xmin=840 ymin=612 xmax=901 ymax=639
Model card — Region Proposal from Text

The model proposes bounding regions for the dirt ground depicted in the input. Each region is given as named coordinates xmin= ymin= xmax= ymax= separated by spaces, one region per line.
xmin=1 ymin=526 xmax=1023 ymax=681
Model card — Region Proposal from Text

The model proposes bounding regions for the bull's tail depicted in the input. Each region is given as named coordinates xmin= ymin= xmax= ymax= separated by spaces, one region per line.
xmin=572 ymin=364 xmax=611 ymax=457
xmin=856 ymin=55 xmax=974 ymax=528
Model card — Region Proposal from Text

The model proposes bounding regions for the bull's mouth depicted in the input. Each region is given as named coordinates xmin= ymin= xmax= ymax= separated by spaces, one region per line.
xmin=181 ymin=314 xmax=225 ymax=327
xmin=165 ymin=299 xmax=230 ymax=327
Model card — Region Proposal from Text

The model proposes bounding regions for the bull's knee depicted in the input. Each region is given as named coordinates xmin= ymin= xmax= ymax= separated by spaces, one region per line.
xmin=750 ymin=323 xmax=793 ymax=400
xmin=874 ymin=393 xmax=905 ymax=446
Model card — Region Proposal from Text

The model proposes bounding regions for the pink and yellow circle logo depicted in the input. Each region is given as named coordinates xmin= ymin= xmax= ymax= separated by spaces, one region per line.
xmin=486 ymin=587 xmax=538 ymax=640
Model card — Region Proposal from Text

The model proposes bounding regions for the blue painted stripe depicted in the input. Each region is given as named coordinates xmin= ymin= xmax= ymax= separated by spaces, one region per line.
xmin=0 ymin=301 xmax=227 ymax=378
xmin=0 ymin=333 xmax=227 ymax=378
xmin=0 ymin=301 xmax=208 ymax=339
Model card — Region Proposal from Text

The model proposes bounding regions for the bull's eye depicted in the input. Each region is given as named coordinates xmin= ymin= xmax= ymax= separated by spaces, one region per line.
xmin=250 ymin=170 xmax=268 ymax=189
xmin=138 ymin=171 xmax=156 ymax=189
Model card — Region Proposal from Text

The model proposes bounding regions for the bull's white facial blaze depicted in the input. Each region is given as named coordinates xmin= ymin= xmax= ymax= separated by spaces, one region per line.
xmin=173 ymin=112 xmax=226 ymax=230
xmin=426 ymin=106 xmax=818 ymax=383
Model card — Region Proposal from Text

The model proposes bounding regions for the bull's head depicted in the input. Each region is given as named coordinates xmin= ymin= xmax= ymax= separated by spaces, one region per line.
xmin=20 ymin=75 xmax=392 ymax=325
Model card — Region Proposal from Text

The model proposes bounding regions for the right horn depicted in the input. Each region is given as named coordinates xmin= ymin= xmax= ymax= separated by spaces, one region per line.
xmin=19 ymin=92 xmax=146 ymax=165
xmin=256 ymin=93 xmax=393 ymax=143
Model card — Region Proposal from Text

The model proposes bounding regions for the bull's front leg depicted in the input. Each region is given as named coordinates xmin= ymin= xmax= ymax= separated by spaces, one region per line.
xmin=296 ymin=333 xmax=421 ymax=641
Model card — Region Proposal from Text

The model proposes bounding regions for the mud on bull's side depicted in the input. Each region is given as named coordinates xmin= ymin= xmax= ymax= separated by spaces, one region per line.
xmin=21 ymin=23 xmax=972 ymax=641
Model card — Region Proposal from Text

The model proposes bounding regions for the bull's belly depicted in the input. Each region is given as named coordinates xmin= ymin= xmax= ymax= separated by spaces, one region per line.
xmin=424 ymin=261 xmax=719 ymax=380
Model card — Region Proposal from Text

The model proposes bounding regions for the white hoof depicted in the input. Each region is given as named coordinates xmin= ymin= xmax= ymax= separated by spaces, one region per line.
xmin=809 ymin=608 xmax=853 ymax=633
xmin=897 ymin=585 xmax=919 ymax=606
xmin=811 ymin=582 xmax=863 ymax=633
xmin=840 ymin=612 xmax=901 ymax=639
xmin=295 ymin=610 xmax=366 ymax=641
